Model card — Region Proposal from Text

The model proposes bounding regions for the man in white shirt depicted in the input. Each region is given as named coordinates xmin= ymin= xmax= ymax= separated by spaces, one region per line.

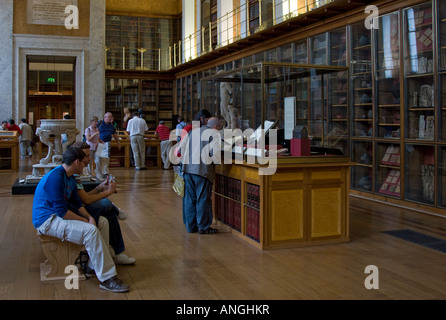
xmin=126 ymin=111 xmax=149 ymax=170
xmin=19 ymin=118 xmax=34 ymax=159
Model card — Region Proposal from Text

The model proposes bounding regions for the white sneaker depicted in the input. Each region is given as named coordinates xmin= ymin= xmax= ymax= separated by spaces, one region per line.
xmin=116 ymin=206 xmax=127 ymax=220
xmin=114 ymin=253 xmax=136 ymax=265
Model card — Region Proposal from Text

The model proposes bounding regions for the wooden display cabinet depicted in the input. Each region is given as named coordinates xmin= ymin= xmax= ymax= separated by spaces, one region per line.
xmin=214 ymin=157 xmax=352 ymax=250
xmin=144 ymin=132 xmax=161 ymax=169
xmin=0 ymin=131 xmax=19 ymax=171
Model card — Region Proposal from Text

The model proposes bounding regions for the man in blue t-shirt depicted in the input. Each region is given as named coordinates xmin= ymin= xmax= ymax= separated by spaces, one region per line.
xmin=32 ymin=147 xmax=129 ymax=293
xmin=96 ymin=112 xmax=121 ymax=179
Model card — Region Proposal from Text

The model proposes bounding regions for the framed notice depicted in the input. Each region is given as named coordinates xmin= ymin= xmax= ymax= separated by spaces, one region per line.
xmin=27 ymin=0 xmax=78 ymax=26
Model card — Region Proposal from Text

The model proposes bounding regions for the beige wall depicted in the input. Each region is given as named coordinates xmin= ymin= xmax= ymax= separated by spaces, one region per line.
xmin=13 ymin=0 xmax=91 ymax=37
xmin=106 ymin=0 xmax=181 ymax=17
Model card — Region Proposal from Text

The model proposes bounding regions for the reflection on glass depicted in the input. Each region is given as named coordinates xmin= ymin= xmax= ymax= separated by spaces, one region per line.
xmin=375 ymin=12 xmax=401 ymax=139
xmin=403 ymin=2 xmax=434 ymax=141
xmin=200 ymin=62 xmax=349 ymax=157
xmin=405 ymin=144 xmax=434 ymax=205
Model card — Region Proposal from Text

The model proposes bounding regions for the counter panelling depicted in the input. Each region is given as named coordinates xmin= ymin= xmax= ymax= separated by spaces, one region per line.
xmin=214 ymin=156 xmax=352 ymax=250
xmin=0 ymin=131 xmax=19 ymax=171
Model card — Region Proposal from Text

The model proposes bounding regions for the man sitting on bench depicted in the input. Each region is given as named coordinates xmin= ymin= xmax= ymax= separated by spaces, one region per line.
xmin=32 ymin=147 xmax=129 ymax=293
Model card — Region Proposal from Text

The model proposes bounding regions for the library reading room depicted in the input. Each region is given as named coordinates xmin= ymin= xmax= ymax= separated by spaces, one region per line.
xmin=1 ymin=0 xmax=446 ymax=303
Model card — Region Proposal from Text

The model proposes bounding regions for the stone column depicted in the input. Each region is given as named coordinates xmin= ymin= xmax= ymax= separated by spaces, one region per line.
xmin=0 ymin=0 xmax=13 ymax=121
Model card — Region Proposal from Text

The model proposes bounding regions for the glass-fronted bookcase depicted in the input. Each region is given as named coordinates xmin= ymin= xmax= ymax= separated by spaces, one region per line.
xmin=375 ymin=11 xmax=402 ymax=199
xmin=439 ymin=0 xmax=446 ymax=208
xmin=350 ymin=20 xmax=374 ymax=191
xmin=105 ymin=78 xmax=174 ymax=130
xmin=348 ymin=0 xmax=444 ymax=209
xmin=171 ymin=0 xmax=446 ymax=215
xmin=403 ymin=2 xmax=435 ymax=205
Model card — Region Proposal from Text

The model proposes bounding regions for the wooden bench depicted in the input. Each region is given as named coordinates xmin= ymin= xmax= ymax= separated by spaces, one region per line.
xmin=37 ymin=232 xmax=86 ymax=282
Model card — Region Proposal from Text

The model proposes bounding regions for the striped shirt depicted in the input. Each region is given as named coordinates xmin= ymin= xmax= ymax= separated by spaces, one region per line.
xmin=155 ymin=124 xmax=170 ymax=141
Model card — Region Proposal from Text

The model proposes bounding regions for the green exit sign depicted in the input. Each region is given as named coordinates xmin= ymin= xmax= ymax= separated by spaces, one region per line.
xmin=46 ymin=77 xmax=56 ymax=83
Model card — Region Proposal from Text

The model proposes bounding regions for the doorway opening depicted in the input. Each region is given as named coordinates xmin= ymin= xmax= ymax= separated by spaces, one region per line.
xmin=26 ymin=55 xmax=76 ymax=131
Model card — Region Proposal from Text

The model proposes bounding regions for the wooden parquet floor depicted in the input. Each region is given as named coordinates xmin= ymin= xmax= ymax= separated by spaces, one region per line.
xmin=1 ymin=156 xmax=446 ymax=300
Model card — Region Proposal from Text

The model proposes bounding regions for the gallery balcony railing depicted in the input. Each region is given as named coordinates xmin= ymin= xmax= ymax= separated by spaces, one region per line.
xmin=105 ymin=0 xmax=335 ymax=72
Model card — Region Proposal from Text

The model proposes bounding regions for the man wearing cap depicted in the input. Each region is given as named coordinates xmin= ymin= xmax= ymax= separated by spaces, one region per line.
xmin=155 ymin=120 xmax=172 ymax=170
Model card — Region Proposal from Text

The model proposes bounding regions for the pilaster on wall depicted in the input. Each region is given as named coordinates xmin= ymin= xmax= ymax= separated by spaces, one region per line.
xmin=87 ymin=0 xmax=106 ymax=125
xmin=0 ymin=0 xmax=13 ymax=122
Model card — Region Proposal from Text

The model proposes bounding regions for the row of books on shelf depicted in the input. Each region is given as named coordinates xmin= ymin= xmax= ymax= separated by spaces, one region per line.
xmin=142 ymin=106 xmax=157 ymax=112
xmin=246 ymin=207 xmax=260 ymax=242
xmin=159 ymin=82 xmax=173 ymax=89
xmin=215 ymin=195 xmax=241 ymax=232
xmin=247 ymin=183 xmax=260 ymax=210
xmin=215 ymin=175 xmax=241 ymax=200
xmin=158 ymin=111 xmax=172 ymax=119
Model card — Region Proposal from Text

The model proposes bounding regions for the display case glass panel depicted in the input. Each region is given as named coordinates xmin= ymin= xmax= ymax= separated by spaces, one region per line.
xmin=351 ymin=141 xmax=373 ymax=192
xmin=310 ymin=33 xmax=328 ymax=65
xmin=439 ymin=1 xmax=446 ymax=141
xmin=294 ymin=39 xmax=308 ymax=64
xmin=440 ymin=0 xmax=446 ymax=72
xmin=330 ymin=27 xmax=347 ymax=67
xmin=376 ymin=142 xmax=401 ymax=198
xmin=241 ymin=65 xmax=262 ymax=131
xmin=350 ymin=21 xmax=373 ymax=139
xmin=405 ymin=144 xmax=435 ymax=205
xmin=439 ymin=146 xmax=446 ymax=208
xmin=403 ymin=2 xmax=435 ymax=141
xmin=441 ymin=74 xmax=446 ymax=140
xmin=374 ymin=12 xmax=401 ymax=139
xmin=201 ymin=62 xmax=349 ymax=156
xmin=278 ymin=43 xmax=293 ymax=63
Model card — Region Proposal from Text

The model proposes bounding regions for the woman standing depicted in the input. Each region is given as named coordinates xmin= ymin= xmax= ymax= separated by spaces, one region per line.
xmin=85 ymin=116 xmax=103 ymax=176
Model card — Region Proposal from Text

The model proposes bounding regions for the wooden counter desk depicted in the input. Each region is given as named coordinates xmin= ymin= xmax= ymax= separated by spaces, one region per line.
xmin=213 ymin=155 xmax=353 ymax=250
xmin=0 ymin=131 xmax=19 ymax=171
xmin=110 ymin=131 xmax=161 ymax=169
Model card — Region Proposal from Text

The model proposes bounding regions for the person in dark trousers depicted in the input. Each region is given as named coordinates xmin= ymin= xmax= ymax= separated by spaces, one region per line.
xmin=180 ymin=115 xmax=221 ymax=234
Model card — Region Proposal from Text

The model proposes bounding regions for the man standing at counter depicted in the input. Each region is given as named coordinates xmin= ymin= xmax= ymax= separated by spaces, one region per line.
xmin=180 ymin=116 xmax=221 ymax=234
xmin=127 ymin=111 xmax=149 ymax=170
